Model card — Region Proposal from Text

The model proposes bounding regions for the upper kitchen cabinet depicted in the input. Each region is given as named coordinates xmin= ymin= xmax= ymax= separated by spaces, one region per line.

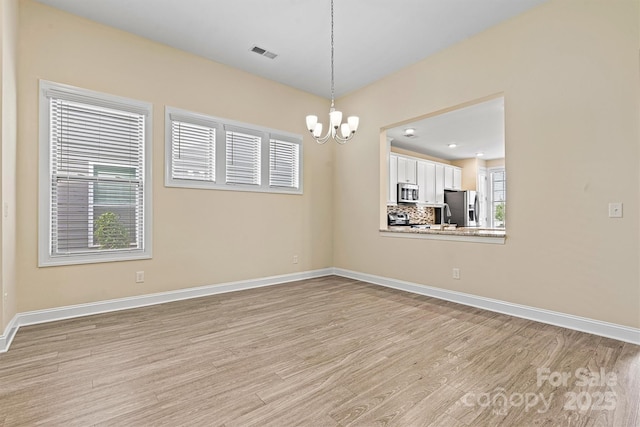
xmin=388 ymin=154 xmax=417 ymax=205
xmin=453 ymin=168 xmax=462 ymax=190
xmin=417 ymin=161 xmax=436 ymax=204
xmin=397 ymin=156 xmax=417 ymax=184
xmin=388 ymin=153 xmax=460 ymax=205
xmin=444 ymin=165 xmax=462 ymax=190
xmin=388 ymin=154 xmax=398 ymax=205
xmin=435 ymin=163 xmax=445 ymax=204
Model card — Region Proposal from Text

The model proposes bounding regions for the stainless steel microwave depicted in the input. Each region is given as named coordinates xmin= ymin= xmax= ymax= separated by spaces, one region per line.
xmin=398 ymin=183 xmax=419 ymax=203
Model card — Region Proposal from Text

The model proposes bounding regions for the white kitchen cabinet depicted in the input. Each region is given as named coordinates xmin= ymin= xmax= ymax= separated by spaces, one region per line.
xmin=435 ymin=164 xmax=445 ymax=204
xmin=444 ymin=165 xmax=462 ymax=190
xmin=388 ymin=154 xmax=398 ymax=205
xmin=389 ymin=153 xmax=458 ymax=205
xmin=453 ymin=168 xmax=462 ymax=190
xmin=417 ymin=161 xmax=436 ymax=204
xmin=417 ymin=161 xmax=426 ymax=204
xmin=444 ymin=166 xmax=454 ymax=189
xmin=397 ymin=157 xmax=417 ymax=184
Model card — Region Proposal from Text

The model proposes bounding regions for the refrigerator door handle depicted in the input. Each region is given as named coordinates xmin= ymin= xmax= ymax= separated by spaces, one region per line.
xmin=474 ymin=195 xmax=479 ymax=225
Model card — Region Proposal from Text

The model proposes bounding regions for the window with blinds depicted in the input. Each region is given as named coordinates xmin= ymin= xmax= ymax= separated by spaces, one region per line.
xmin=171 ymin=120 xmax=215 ymax=182
xmin=165 ymin=107 xmax=302 ymax=194
xmin=269 ymin=139 xmax=299 ymax=188
xmin=39 ymin=81 xmax=152 ymax=266
xmin=226 ymin=130 xmax=261 ymax=185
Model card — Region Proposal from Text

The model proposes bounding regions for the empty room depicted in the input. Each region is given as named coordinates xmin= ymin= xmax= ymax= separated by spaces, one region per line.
xmin=1 ymin=0 xmax=639 ymax=426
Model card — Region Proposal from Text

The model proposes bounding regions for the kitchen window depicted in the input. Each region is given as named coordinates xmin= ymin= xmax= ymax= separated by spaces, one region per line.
xmin=490 ymin=168 xmax=506 ymax=228
xmin=38 ymin=81 xmax=152 ymax=266
xmin=165 ymin=107 xmax=303 ymax=194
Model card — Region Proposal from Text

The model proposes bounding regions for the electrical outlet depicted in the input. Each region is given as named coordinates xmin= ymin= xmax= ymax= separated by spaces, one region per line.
xmin=608 ymin=202 xmax=623 ymax=218
xmin=452 ymin=268 xmax=460 ymax=280
xmin=293 ymin=255 xmax=299 ymax=264
xmin=135 ymin=271 xmax=145 ymax=283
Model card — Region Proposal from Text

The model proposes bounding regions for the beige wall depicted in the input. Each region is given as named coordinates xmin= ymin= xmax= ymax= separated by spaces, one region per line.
xmin=1 ymin=0 xmax=18 ymax=331
xmin=8 ymin=0 xmax=640 ymax=332
xmin=486 ymin=158 xmax=505 ymax=169
xmin=17 ymin=1 xmax=333 ymax=312
xmin=335 ymin=0 xmax=640 ymax=328
xmin=451 ymin=158 xmax=478 ymax=191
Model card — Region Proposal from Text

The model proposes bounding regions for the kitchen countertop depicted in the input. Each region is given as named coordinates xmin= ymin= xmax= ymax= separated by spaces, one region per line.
xmin=384 ymin=225 xmax=506 ymax=238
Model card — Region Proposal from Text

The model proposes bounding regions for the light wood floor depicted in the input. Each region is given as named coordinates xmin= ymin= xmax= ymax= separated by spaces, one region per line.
xmin=1 ymin=276 xmax=638 ymax=426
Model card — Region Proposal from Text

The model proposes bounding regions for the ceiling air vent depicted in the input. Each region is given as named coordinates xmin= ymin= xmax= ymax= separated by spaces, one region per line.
xmin=250 ymin=45 xmax=278 ymax=60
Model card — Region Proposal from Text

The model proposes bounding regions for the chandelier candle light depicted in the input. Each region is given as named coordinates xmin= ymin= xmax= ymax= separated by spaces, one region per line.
xmin=305 ymin=0 xmax=359 ymax=144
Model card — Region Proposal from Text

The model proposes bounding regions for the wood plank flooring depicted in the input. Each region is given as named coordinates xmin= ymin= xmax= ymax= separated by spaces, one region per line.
xmin=1 ymin=276 xmax=638 ymax=426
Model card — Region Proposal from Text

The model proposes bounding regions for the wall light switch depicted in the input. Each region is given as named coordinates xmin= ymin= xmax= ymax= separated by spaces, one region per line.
xmin=608 ymin=202 xmax=623 ymax=218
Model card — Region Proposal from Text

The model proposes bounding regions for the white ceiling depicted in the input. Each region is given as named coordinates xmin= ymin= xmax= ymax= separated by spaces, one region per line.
xmin=387 ymin=97 xmax=505 ymax=161
xmin=35 ymin=0 xmax=547 ymax=99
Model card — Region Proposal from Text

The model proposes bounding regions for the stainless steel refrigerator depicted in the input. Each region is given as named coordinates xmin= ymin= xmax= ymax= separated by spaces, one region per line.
xmin=444 ymin=190 xmax=478 ymax=227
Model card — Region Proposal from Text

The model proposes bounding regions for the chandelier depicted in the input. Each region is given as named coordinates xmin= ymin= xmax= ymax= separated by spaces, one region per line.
xmin=305 ymin=0 xmax=359 ymax=144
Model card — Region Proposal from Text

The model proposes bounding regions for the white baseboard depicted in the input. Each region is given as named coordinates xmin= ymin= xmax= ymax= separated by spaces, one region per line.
xmin=2 ymin=266 xmax=638 ymax=353
xmin=332 ymin=268 xmax=640 ymax=346
xmin=0 ymin=316 xmax=19 ymax=353
xmin=0 ymin=268 xmax=333 ymax=353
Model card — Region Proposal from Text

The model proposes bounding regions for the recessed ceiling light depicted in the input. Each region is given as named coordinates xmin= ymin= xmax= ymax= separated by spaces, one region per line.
xmin=476 ymin=152 xmax=484 ymax=157
xmin=403 ymin=128 xmax=415 ymax=136
xmin=448 ymin=143 xmax=457 ymax=148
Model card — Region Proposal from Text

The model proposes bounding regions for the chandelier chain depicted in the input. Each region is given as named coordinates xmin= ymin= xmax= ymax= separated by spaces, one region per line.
xmin=330 ymin=0 xmax=335 ymax=107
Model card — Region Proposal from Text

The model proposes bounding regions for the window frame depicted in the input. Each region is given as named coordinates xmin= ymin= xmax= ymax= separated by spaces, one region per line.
xmin=38 ymin=80 xmax=153 ymax=267
xmin=165 ymin=107 xmax=303 ymax=195
xmin=489 ymin=166 xmax=506 ymax=228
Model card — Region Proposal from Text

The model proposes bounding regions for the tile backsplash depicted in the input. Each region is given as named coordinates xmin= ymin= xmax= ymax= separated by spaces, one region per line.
xmin=387 ymin=205 xmax=435 ymax=224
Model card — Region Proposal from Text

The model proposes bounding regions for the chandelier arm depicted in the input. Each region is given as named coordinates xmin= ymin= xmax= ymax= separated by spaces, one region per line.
xmin=309 ymin=127 xmax=333 ymax=144
xmin=333 ymin=132 xmax=355 ymax=144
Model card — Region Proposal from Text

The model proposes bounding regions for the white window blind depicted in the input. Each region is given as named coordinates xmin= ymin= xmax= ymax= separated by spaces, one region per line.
xmin=171 ymin=120 xmax=216 ymax=182
xmin=269 ymin=139 xmax=299 ymax=189
xmin=50 ymin=98 xmax=145 ymax=256
xmin=225 ymin=130 xmax=261 ymax=185
xmin=164 ymin=107 xmax=302 ymax=194
xmin=39 ymin=81 xmax=151 ymax=267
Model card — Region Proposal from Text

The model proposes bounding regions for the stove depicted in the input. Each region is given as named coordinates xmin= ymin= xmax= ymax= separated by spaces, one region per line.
xmin=388 ymin=212 xmax=409 ymax=226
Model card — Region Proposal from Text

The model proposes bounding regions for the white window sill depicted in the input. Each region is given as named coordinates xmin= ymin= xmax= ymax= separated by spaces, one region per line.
xmin=39 ymin=251 xmax=151 ymax=267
